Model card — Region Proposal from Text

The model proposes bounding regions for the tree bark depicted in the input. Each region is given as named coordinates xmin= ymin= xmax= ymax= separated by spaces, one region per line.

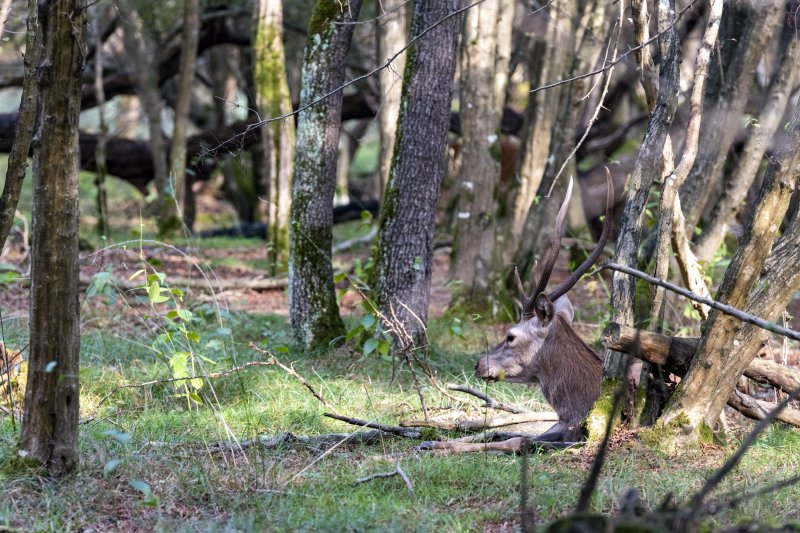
xmin=694 ymin=28 xmax=799 ymax=263
xmin=375 ymin=0 xmax=408 ymax=200
xmin=288 ymin=0 xmax=361 ymax=349
xmin=602 ymin=0 xmax=680 ymax=379
xmin=114 ymin=1 xmax=170 ymax=221
xmin=373 ymin=0 xmax=462 ymax=346
xmin=661 ymin=99 xmax=800 ymax=433
xmin=451 ymin=0 xmax=513 ymax=310
xmin=504 ymin=10 xmax=570 ymax=258
xmin=678 ymin=0 xmax=782 ymax=228
xmin=20 ymin=0 xmax=86 ymax=477
xmin=163 ymin=0 xmax=200 ymax=234
xmin=0 ymin=0 xmax=41 ymax=251
xmin=254 ymin=0 xmax=295 ymax=275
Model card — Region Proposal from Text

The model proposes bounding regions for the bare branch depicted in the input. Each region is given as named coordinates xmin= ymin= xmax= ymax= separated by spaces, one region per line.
xmin=446 ymin=383 xmax=527 ymax=414
xmin=324 ymin=412 xmax=421 ymax=438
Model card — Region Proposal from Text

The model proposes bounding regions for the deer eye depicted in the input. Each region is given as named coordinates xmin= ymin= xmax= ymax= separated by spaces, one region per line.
xmin=506 ymin=333 xmax=516 ymax=344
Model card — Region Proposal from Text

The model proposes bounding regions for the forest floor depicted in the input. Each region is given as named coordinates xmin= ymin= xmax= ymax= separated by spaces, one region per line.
xmin=0 ymin=174 xmax=799 ymax=531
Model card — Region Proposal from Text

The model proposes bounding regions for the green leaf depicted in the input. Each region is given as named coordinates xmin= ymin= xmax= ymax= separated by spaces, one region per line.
xmin=129 ymin=479 xmax=151 ymax=495
xmin=363 ymin=338 xmax=378 ymax=356
xmin=190 ymin=378 xmax=204 ymax=391
xmin=148 ymin=282 xmax=168 ymax=304
xmin=188 ymin=391 xmax=203 ymax=404
xmin=377 ymin=339 xmax=390 ymax=356
xmin=101 ymin=429 xmax=131 ymax=444
xmin=87 ymin=271 xmax=112 ymax=297
xmin=334 ymin=272 xmax=347 ymax=283
xmin=345 ymin=325 xmax=363 ymax=342
xmin=103 ymin=459 xmax=123 ymax=477
xmin=129 ymin=269 xmax=147 ymax=281
xmin=360 ymin=314 xmax=377 ymax=331
xmin=147 ymin=273 xmax=166 ymax=284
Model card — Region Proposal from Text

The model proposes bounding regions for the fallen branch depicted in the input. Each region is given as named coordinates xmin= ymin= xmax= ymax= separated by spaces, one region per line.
xmin=251 ymin=343 xmax=339 ymax=415
xmin=355 ymin=462 xmax=415 ymax=497
xmin=600 ymin=261 xmax=800 ymax=342
xmin=602 ymin=322 xmax=800 ymax=394
xmin=80 ymin=273 xmax=289 ymax=292
xmin=446 ymin=383 xmax=527 ymax=414
xmin=324 ymin=412 xmax=421 ymax=438
xmin=727 ymin=390 xmax=800 ymax=427
xmin=400 ymin=412 xmax=557 ymax=431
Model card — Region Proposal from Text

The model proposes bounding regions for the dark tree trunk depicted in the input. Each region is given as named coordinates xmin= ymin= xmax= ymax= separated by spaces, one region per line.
xmin=372 ymin=0 xmax=463 ymax=345
xmin=20 ymin=0 xmax=86 ymax=477
xmin=0 ymin=0 xmax=41 ymax=250
xmin=288 ymin=0 xmax=362 ymax=349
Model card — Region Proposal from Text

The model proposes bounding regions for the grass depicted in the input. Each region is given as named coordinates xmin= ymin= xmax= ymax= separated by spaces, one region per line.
xmin=2 ymin=295 xmax=800 ymax=532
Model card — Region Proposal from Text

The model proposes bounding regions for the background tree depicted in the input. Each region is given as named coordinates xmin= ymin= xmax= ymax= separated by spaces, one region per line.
xmin=253 ymin=0 xmax=295 ymax=274
xmin=373 ymin=0 xmax=463 ymax=346
xmin=288 ymin=0 xmax=362 ymax=349
xmin=20 ymin=0 xmax=86 ymax=476
xmin=450 ymin=0 xmax=513 ymax=311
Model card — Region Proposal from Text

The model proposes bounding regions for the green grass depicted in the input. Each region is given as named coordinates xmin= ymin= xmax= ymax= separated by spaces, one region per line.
xmin=2 ymin=297 xmax=800 ymax=532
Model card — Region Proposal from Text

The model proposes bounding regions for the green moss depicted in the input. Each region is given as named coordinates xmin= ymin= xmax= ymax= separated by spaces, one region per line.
xmin=307 ymin=0 xmax=344 ymax=37
xmin=587 ymin=379 xmax=620 ymax=442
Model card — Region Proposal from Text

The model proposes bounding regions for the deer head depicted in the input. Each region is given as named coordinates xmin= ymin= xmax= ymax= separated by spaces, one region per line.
xmin=475 ymin=171 xmax=613 ymax=390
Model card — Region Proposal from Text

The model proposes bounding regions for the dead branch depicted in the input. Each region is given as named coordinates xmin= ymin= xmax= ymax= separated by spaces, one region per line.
xmin=79 ymin=273 xmax=289 ymax=292
xmin=250 ymin=343 xmax=339 ymax=414
xmin=400 ymin=412 xmax=557 ymax=431
xmin=205 ymin=431 xmax=395 ymax=455
xmin=602 ymin=322 xmax=800 ymax=394
xmin=446 ymin=383 xmax=527 ymax=414
xmin=600 ymin=262 xmax=800 ymax=342
xmin=323 ymin=412 xmax=421 ymax=438
xmin=355 ymin=462 xmax=415 ymax=497
xmin=727 ymin=390 xmax=800 ymax=427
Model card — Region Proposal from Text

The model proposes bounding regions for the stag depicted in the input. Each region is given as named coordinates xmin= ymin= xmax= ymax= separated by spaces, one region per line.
xmin=425 ymin=172 xmax=613 ymax=452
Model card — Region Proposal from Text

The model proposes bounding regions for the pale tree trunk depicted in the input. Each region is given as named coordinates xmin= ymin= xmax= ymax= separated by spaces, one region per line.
xmin=678 ymin=0 xmax=782 ymax=229
xmin=20 ymin=0 xmax=86 ymax=477
xmin=91 ymin=6 xmax=109 ymax=239
xmin=510 ymin=0 xmax=609 ymax=292
xmin=0 ymin=0 xmax=12 ymax=38
xmin=504 ymin=9 xmax=570 ymax=262
xmin=114 ymin=1 xmax=169 ymax=221
xmin=164 ymin=0 xmax=200 ymax=234
xmin=661 ymin=99 xmax=800 ymax=436
xmin=289 ymin=0 xmax=361 ymax=349
xmin=602 ymin=0 xmax=681 ymax=380
xmin=254 ymin=0 xmax=295 ymax=275
xmin=648 ymin=0 xmax=723 ymax=331
xmin=694 ymin=31 xmax=799 ymax=263
xmin=376 ymin=0 xmax=408 ymax=199
xmin=0 ymin=0 xmax=40 ymax=250
xmin=373 ymin=0 xmax=462 ymax=346
xmin=451 ymin=0 xmax=513 ymax=309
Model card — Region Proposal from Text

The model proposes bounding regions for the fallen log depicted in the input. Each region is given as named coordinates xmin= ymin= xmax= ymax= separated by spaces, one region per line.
xmin=602 ymin=322 xmax=800 ymax=427
xmin=400 ymin=412 xmax=558 ymax=431
xmin=79 ymin=273 xmax=288 ymax=292
xmin=601 ymin=322 xmax=800 ymax=393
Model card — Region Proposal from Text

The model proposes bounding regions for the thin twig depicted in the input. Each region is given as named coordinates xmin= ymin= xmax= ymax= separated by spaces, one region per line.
xmin=251 ymin=343 xmax=340 ymax=414
xmin=446 ymin=383 xmax=528 ymax=414
xmin=599 ymin=261 xmax=800 ymax=342
xmin=395 ymin=462 xmax=415 ymax=496
xmin=529 ymin=0 xmax=699 ymax=95
xmin=354 ymin=461 xmax=415 ymax=497
xmin=324 ymin=412 xmax=421 ymax=438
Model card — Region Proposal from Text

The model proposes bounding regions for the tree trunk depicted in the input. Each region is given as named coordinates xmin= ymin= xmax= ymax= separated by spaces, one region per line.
xmin=504 ymin=11 xmax=570 ymax=261
xmin=163 ymin=0 xmax=200 ymax=234
xmin=451 ymin=0 xmax=513 ymax=310
xmin=376 ymin=0 xmax=408 ymax=200
xmin=91 ymin=6 xmax=109 ymax=239
xmin=114 ymin=1 xmax=170 ymax=223
xmin=373 ymin=0 xmax=462 ymax=346
xmin=20 ymin=0 xmax=86 ymax=477
xmin=254 ymin=0 xmax=295 ymax=275
xmin=0 ymin=0 xmax=40 ymax=250
xmin=289 ymin=0 xmax=362 ymax=349
xmin=678 ymin=0 xmax=782 ymax=229
xmin=602 ymin=0 xmax=680 ymax=380
xmin=661 ymin=99 xmax=800 ymax=435
xmin=694 ymin=28 xmax=799 ymax=263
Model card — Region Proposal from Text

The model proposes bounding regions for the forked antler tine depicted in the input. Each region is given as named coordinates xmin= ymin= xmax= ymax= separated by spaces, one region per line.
xmin=548 ymin=168 xmax=614 ymax=301
xmin=514 ymin=266 xmax=534 ymax=315
xmin=531 ymin=176 xmax=574 ymax=300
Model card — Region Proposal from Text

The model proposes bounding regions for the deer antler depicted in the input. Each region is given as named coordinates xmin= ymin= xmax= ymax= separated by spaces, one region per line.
xmin=516 ymin=178 xmax=573 ymax=320
xmin=547 ymin=168 xmax=614 ymax=302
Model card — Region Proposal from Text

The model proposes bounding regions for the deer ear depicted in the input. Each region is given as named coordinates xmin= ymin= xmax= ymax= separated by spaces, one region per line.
xmin=553 ymin=295 xmax=574 ymax=324
xmin=533 ymin=293 xmax=555 ymax=324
